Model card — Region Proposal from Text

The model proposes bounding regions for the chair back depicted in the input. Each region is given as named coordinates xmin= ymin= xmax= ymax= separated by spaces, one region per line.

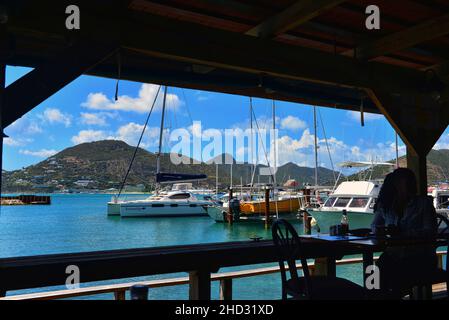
xmin=436 ymin=213 xmax=449 ymax=268
xmin=436 ymin=213 xmax=449 ymax=235
xmin=272 ymin=219 xmax=311 ymax=297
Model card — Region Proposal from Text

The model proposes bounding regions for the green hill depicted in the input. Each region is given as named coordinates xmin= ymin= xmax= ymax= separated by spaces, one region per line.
xmin=2 ymin=140 xmax=340 ymax=192
xmin=348 ymin=149 xmax=449 ymax=183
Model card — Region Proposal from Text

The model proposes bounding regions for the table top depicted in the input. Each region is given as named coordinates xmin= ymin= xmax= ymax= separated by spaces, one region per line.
xmin=300 ymin=233 xmax=449 ymax=253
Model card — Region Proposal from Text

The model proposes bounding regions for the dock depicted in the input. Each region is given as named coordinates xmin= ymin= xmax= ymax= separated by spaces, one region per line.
xmin=0 ymin=195 xmax=51 ymax=206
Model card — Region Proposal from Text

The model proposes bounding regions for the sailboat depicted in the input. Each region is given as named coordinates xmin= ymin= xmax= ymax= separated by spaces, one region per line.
xmin=206 ymin=99 xmax=303 ymax=222
xmin=107 ymin=86 xmax=211 ymax=218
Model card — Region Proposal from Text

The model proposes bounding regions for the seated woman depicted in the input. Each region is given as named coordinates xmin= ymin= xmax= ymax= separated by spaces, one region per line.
xmin=371 ymin=168 xmax=438 ymax=298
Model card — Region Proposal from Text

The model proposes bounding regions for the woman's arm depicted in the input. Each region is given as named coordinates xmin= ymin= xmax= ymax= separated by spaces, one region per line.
xmin=371 ymin=208 xmax=385 ymax=233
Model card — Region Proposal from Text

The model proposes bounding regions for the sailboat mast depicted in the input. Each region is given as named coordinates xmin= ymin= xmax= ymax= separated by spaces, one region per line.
xmin=157 ymin=86 xmax=168 ymax=176
xmin=216 ymin=163 xmax=218 ymax=196
xmin=250 ymin=97 xmax=253 ymax=185
xmin=314 ymin=106 xmax=318 ymax=187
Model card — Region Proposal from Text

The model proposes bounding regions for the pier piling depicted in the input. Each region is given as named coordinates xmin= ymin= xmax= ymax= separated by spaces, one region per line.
xmin=264 ymin=187 xmax=270 ymax=229
xmin=227 ymin=188 xmax=233 ymax=225
xmin=303 ymin=211 xmax=312 ymax=235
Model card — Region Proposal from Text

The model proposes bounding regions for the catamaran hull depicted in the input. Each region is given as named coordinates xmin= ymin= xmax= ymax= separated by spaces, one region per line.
xmin=308 ymin=209 xmax=373 ymax=233
xmin=107 ymin=202 xmax=121 ymax=216
xmin=120 ymin=202 xmax=209 ymax=217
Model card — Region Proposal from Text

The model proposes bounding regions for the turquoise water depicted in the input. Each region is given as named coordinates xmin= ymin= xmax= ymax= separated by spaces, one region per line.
xmin=0 ymin=194 xmax=365 ymax=299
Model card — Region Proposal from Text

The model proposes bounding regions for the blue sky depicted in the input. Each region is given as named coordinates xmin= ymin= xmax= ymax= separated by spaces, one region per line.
xmin=4 ymin=66 xmax=449 ymax=173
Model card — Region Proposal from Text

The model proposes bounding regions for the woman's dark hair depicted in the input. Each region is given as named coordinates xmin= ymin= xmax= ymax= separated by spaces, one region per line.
xmin=375 ymin=168 xmax=417 ymax=216
xmin=374 ymin=171 xmax=396 ymax=212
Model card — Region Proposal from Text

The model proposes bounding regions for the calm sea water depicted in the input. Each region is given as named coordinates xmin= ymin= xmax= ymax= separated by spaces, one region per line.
xmin=0 ymin=194 xmax=364 ymax=299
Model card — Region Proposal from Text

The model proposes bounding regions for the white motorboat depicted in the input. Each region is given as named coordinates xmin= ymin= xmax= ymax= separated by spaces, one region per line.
xmin=307 ymin=180 xmax=381 ymax=232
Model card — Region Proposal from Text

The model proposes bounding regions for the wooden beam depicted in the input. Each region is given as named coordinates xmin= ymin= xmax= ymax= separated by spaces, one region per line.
xmin=6 ymin=4 xmax=432 ymax=96
xmin=246 ymin=0 xmax=346 ymax=38
xmin=2 ymin=43 xmax=118 ymax=128
xmin=355 ymin=13 xmax=449 ymax=60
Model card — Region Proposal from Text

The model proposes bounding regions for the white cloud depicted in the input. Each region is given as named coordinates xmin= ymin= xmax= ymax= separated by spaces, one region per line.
xmin=347 ymin=111 xmax=383 ymax=122
xmin=70 ymin=123 xmax=161 ymax=147
xmin=80 ymin=112 xmax=117 ymax=126
xmin=38 ymin=108 xmax=72 ymax=127
xmin=81 ymin=84 xmax=183 ymax=113
xmin=280 ymin=116 xmax=307 ymax=131
xmin=434 ymin=133 xmax=449 ymax=150
xmin=19 ymin=149 xmax=58 ymax=158
xmin=114 ymin=122 xmax=160 ymax=148
xmin=4 ymin=137 xmax=34 ymax=147
xmin=71 ymin=130 xmax=108 ymax=144
xmin=6 ymin=117 xmax=42 ymax=135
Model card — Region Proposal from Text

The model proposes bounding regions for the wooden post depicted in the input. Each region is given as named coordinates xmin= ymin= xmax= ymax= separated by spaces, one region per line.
xmin=189 ymin=270 xmax=211 ymax=300
xmin=406 ymin=146 xmax=428 ymax=196
xmin=219 ymin=279 xmax=232 ymax=300
xmin=264 ymin=187 xmax=270 ymax=228
xmin=437 ymin=253 xmax=444 ymax=269
xmin=313 ymin=257 xmax=336 ymax=277
xmin=303 ymin=211 xmax=311 ymax=235
xmin=114 ymin=290 xmax=126 ymax=300
xmin=227 ymin=188 xmax=233 ymax=224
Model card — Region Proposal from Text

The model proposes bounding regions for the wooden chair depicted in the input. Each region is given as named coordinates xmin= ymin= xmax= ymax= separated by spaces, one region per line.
xmin=404 ymin=213 xmax=449 ymax=299
xmin=427 ymin=213 xmax=449 ymax=297
xmin=272 ymin=219 xmax=366 ymax=300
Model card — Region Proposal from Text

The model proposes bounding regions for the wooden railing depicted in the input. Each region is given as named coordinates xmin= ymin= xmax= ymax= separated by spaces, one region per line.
xmin=1 ymin=252 xmax=446 ymax=300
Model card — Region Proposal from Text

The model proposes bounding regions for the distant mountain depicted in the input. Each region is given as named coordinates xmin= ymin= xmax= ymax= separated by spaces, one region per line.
xmin=2 ymin=140 xmax=341 ymax=192
xmin=348 ymin=149 xmax=449 ymax=183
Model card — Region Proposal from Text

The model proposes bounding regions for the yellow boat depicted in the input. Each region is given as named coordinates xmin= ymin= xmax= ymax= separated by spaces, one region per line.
xmin=240 ymin=197 xmax=301 ymax=215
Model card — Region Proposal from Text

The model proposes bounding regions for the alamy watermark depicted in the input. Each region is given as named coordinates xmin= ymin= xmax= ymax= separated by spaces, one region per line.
xmin=168 ymin=121 xmax=279 ymax=176
xmin=65 ymin=264 xmax=80 ymax=289
xmin=64 ymin=5 xmax=380 ymax=31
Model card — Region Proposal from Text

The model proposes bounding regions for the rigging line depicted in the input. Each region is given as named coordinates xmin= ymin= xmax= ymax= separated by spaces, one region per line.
xmin=251 ymin=106 xmax=276 ymax=186
xmin=318 ymin=109 xmax=337 ymax=185
xmin=117 ymin=85 xmax=162 ymax=198
xmin=181 ymin=88 xmax=203 ymax=163
xmin=249 ymin=97 xmax=257 ymax=195
xmin=181 ymin=88 xmax=194 ymax=125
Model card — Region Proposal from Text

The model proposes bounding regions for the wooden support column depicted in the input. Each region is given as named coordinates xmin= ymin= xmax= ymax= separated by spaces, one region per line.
xmin=406 ymin=146 xmax=428 ymax=196
xmin=189 ymin=270 xmax=211 ymax=300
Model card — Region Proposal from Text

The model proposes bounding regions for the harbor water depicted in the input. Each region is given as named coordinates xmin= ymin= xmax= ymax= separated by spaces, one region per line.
xmin=0 ymin=194 xmax=365 ymax=299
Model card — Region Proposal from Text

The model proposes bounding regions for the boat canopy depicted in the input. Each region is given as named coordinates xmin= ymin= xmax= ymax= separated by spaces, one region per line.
xmin=338 ymin=161 xmax=395 ymax=168
xmin=156 ymin=172 xmax=207 ymax=184
xmin=333 ymin=181 xmax=380 ymax=196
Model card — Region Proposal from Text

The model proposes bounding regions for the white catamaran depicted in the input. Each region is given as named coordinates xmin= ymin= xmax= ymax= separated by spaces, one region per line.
xmin=107 ymin=86 xmax=211 ymax=218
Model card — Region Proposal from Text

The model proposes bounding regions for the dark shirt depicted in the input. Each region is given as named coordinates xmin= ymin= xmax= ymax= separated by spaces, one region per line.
xmin=371 ymin=195 xmax=437 ymax=238
xmin=371 ymin=195 xmax=438 ymax=277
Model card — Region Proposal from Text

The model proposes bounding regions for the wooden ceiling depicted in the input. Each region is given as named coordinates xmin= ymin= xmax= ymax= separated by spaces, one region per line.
xmin=1 ymin=0 xmax=449 ymax=127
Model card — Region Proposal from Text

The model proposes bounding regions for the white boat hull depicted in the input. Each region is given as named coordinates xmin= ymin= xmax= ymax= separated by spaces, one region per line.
xmin=107 ymin=202 xmax=121 ymax=216
xmin=120 ymin=201 xmax=209 ymax=217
